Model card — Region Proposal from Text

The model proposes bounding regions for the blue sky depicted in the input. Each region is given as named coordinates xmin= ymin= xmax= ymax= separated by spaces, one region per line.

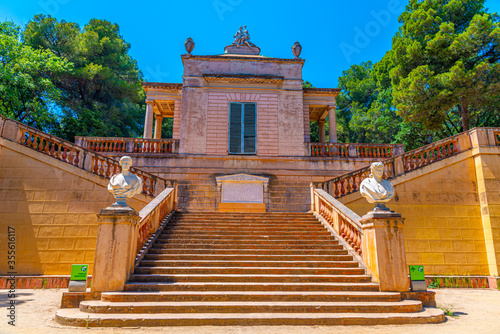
xmin=1 ymin=0 xmax=499 ymax=88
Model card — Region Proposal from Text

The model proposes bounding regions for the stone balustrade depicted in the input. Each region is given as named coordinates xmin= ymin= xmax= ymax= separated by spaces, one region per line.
xmin=136 ymin=187 xmax=177 ymax=259
xmin=310 ymin=186 xmax=410 ymax=292
xmin=0 ymin=115 xmax=176 ymax=197
xmin=308 ymin=143 xmax=349 ymax=157
xmin=92 ymin=187 xmax=177 ymax=293
xmin=403 ymin=139 xmax=458 ymax=172
xmin=76 ymin=136 xmax=179 ymax=154
xmin=310 ymin=187 xmax=363 ymax=259
xmin=306 ymin=142 xmax=404 ymax=158
xmin=19 ymin=127 xmax=82 ymax=166
xmin=313 ymin=129 xmax=500 ymax=199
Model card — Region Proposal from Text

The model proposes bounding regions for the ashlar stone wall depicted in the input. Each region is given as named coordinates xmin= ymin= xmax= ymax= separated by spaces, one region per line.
xmin=0 ymin=139 xmax=149 ymax=275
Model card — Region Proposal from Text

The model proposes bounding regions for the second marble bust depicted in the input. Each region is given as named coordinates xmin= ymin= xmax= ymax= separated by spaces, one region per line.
xmin=108 ymin=156 xmax=143 ymax=206
xmin=360 ymin=162 xmax=394 ymax=210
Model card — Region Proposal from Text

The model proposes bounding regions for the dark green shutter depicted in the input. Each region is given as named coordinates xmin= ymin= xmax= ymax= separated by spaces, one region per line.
xmin=228 ymin=102 xmax=256 ymax=154
xmin=243 ymin=103 xmax=256 ymax=154
xmin=229 ymin=103 xmax=242 ymax=154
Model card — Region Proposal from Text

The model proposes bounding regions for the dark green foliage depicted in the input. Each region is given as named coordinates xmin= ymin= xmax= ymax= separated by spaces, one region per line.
xmin=390 ymin=0 xmax=500 ymax=132
xmin=338 ymin=0 xmax=500 ymax=149
xmin=0 ymin=21 xmax=71 ymax=131
xmin=336 ymin=61 xmax=401 ymax=144
xmin=23 ymin=14 xmax=145 ymax=140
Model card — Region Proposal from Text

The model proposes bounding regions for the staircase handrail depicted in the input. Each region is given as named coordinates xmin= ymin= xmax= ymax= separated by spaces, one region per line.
xmin=75 ymin=136 xmax=180 ymax=154
xmin=0 ymin=115 xmax=176 ymax=197
xmin=305 ymin=142 xmax=404 ymax=158
xmin=310 ymin=187 xmax=364 ymax=263
xmin=312 ymin=129 xmax=489 ymax=199
xmin=135 ymin=187 xmax=177 ymax=265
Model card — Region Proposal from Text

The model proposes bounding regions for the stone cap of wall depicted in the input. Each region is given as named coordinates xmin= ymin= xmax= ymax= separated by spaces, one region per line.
xmin=181 ymin=54 xmax=305 ymax=64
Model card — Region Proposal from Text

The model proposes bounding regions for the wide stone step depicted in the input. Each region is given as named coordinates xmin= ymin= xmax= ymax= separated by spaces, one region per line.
xmin=79 ymin=300 xmax=423 ymax=314
xmin=174 ymin=213 xmax=313 ymax=217
xmin=156 ymin=235 xmax=335 ymax=241
xmin=134 ymin=267 xmax=365 ymax=276
xmin=151 ymin=244 xmax=344 ymax=250
xmin=101 ymin=291 xmax=401 ymax=303
xmin=128 ymin=274 xmax=370 ymax=283
xmin=154 ymin=239 xmax=339 ymax=245
xmin=161 ymin=227 xmax=328 ymax=234
xmin=56 ymin=308 xmax=445 ymax=327
xmin=138 ymin=260 xmax=359 ymax=268
xmin=167 ymin=222 xmax=323 ymax=227
xmin=147 ymin=248 xmax=348 ymax=255
xmin=124 ymin=281 xmax=379 ymax=292
xmin=143 ymin=254 xmax=353 ymax=261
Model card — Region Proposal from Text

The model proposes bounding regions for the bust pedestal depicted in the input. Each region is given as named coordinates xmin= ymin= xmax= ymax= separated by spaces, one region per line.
xmin=360 ymin=210 xmax=409 ymax=292
xmin=91 ymin=205 xmax=139 ymax=292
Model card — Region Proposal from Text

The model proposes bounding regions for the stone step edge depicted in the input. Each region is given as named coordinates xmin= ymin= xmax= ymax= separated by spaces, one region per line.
xmin=55 ymin=308 xmax=445 ymax=327
xmin=129 ymin=274 xmax=370 ymax=279
xmin=81 ymin=300 xmax=420 ymax=307
xmin=125 ymin=281 xmax=377 ymax=286
xmin=102 ymin=291 xmax=399 ymax=297
xmin=138 ymin=261 xmax=357 ymax=264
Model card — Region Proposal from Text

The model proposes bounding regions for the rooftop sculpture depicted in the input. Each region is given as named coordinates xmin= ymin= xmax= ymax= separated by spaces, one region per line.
xmin=225 ymin=25 xmax=261 ymax=55
xmin=232 ymin=25 xmax=256 ymax=49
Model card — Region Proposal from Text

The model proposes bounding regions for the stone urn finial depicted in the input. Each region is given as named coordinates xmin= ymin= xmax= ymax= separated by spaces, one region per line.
xmin=107 ymin=156 xmax=144 ymax=207
xmin=185 ymin=37 xmax=195 ymax=55
xmin=359 ymin=162 xmax=395 ymax=211
xmin=292 ymin=41 xmax=302 ymax=59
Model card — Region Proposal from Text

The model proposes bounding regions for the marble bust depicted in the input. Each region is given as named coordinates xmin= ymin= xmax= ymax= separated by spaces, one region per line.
xmin=108 ymin=156 xmax=143 ymax=206
xmin=360 ymin=162 xmax=394 ymax=211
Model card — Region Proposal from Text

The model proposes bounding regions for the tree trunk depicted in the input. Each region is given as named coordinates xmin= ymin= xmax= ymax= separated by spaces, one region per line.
xmin=459 ymin=103 xmax=469 ymax=131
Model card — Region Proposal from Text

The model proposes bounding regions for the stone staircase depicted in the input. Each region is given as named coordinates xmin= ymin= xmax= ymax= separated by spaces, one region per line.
xmin=56 ymin=212 xmax=444 ymax=326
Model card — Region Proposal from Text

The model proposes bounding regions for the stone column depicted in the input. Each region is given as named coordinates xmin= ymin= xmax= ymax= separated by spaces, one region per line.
xmin=143 ymin=101 xmax=154 ymax=139
xmin=154 ymin=116 xmax=163 ymax=139
xmin=318 ymin=120 xmax=326 ymax=143
xmin=328 ymin=105 xmax=337 ymax=143
xmin=91 ymin=205 xmax=139 ymax=292
xmin=360 ymin=210 xmax=409 ymax=292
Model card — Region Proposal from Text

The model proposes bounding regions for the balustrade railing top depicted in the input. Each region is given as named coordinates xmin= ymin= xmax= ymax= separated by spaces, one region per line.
xmin=75 ymin=136 xmax=179 ymax=154
xmin=311 ymin=188 xmax=363 ymax=260
xmin=0 ymin=116 xmax=176 ymax=197
xmin=136 ymin=187 xmax=176 ymax=260
xmin=306 ymin=142 xmax=404 ymax=158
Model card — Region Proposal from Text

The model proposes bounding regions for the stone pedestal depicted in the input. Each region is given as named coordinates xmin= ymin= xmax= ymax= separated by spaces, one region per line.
xmin=360 ymin=210 xmax=409 ymax=292
xmin=224 ymin=44 xmax=261 ymax=55
xmin=91 ymin=205 xmax=139 ymax=292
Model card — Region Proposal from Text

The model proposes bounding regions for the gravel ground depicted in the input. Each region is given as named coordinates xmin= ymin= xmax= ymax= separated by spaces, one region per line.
xmin=0 ymin=288 xmax=499 ymax=334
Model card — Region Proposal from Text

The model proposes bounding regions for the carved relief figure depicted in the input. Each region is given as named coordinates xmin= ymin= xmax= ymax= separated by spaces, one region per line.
xmin=108 ymin=156 xmax=143 ymax=206
xmin=359 ymin=161 xmax=394 ymax=210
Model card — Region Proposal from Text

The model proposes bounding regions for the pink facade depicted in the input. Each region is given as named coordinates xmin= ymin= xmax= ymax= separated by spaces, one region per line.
xmin=142 ymin=43 xmax=339 ymax=157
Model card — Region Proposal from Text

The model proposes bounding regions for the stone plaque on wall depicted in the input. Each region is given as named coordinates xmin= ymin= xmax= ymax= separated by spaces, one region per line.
xmin=216 ymin=174 xmax=269 ymax=203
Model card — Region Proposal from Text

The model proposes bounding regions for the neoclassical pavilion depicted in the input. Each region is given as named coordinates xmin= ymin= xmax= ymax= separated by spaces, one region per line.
xmin=141 ymin=35 xmax=340 ymax=157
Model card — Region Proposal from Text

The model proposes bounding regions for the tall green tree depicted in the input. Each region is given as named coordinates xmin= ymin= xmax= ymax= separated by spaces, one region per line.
xmin=336 ymin=61 xmax=401 ymax=144
xmin=390 ymin=0 xmax=500 ymax=132
xmin=0 ymin=22 xmax=70 ymax=131
xmin=23 ymin=15 xmax=145 ymax=140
